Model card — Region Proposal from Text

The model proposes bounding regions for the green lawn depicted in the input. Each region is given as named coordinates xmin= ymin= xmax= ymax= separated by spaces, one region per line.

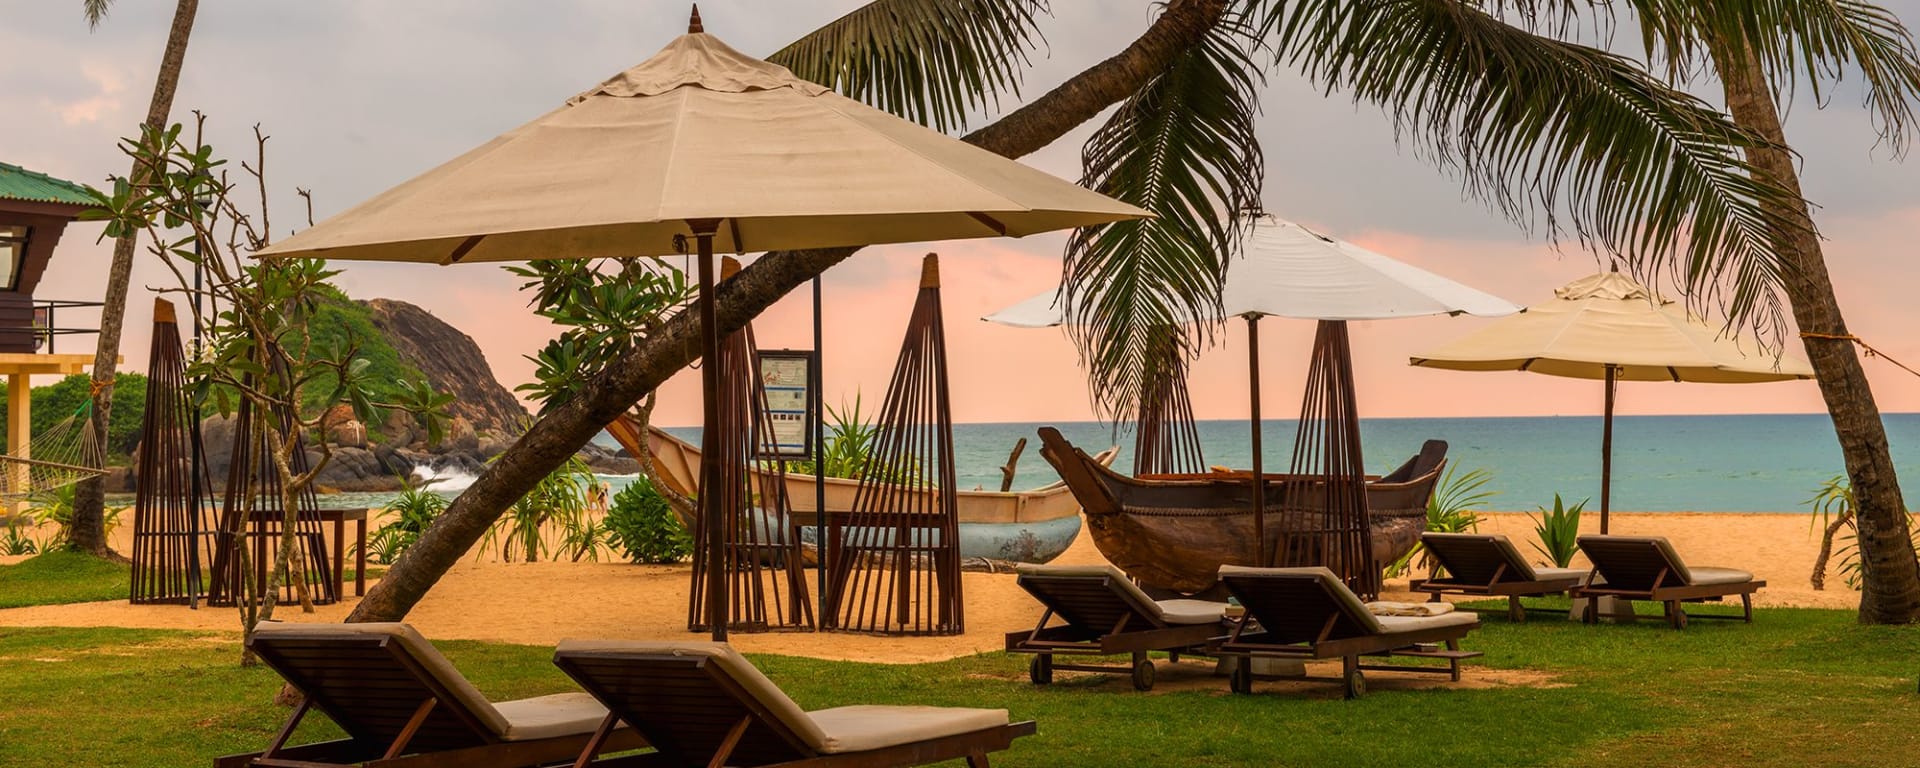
xmin=0 ymin=551 xmax=382 ymax=609
xmin=0 ymin=551 xmax=130 ymax=608
xmin=1 ymin=605 xmax=1916 ymax=767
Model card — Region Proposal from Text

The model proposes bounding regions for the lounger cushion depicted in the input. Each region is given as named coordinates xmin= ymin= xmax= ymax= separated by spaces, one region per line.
xmin=1154 ymin=598 xmax=1228 ymax=625
xmin=493 ymin=692 xmax=617 ymax=742
xmin=1375 ymin=612 xmax=1479 ymax=634
xmin=806 ymin=705 xmax=1010 ymax=754
xmin=1534 ymin=567 xmax=1588 ymax=582
xmin=1015 ymin=563 xmax=1226 ymax=626
xmin=1686 ymin=566 xmax=1756 ymax=586
xmin=554 ymin=640 xmax=832 ymax=751
xmin=1217 ymin=565 xmax=1383 ymax=635
xmin=252 ymin=621 xmax=512 ymax=739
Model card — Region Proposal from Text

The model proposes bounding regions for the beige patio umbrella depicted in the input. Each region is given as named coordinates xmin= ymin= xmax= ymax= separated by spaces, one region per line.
xmin=1410 ymin=271 xmax=1813 ymax=531
xmin=257 ymin=9 xmax=1148 ymax=640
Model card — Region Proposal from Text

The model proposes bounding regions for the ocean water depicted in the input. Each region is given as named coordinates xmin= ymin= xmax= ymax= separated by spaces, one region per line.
xmin=304 ymin=413 xmax=1916 ymax=514
xmin=655 ymin=413 xmax=1918 ymax=513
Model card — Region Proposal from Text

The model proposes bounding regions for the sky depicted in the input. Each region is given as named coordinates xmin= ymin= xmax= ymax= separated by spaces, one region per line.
xmin=4 ymin=1 xmax=1919 ymax=428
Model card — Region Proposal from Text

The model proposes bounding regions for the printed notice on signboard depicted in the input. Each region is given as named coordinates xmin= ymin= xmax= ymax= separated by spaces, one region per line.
xmin=757 ymin=350 xmax=815 ymax=460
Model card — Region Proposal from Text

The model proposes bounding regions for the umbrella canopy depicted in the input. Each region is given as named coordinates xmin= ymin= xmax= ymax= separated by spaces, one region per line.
xmin=255 ymin=11 xmax=1148 ymax=643
xmin=1410 ymin=271 xmax=1813 ymax=530
xmin=983 ymin=217 xmax=1520 ymax=326
xmin=256 ymin=31 xmax=1145 ymax=264
xmin=1409 ymin=272 xmax=1813 ymax=382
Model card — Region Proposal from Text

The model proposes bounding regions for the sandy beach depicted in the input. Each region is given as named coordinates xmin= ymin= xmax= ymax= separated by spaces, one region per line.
xmin=0 ymin=510 xmax=1860 ymax=662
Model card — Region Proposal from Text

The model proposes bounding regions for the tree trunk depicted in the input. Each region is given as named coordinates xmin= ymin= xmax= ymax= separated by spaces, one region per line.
xmin=344 ymin=0 xmax=1231 ymax=624
xmin=70 ymin=0 xmax=202 ymax=557
xmin=1711 ymin=43 xmax=1920 ymax=623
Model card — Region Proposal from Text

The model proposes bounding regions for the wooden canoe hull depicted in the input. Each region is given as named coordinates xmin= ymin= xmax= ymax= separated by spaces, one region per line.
xmin=1038 ymin=428 xmax=1436 ymax=594
xmin=613 ymin=421 xmax=1118 ymax=564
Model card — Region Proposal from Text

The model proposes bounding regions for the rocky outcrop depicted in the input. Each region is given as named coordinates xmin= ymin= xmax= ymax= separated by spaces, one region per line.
xmin=361 ymin=298 xmax=529 ymax=441
xmin=104 ymin=297 xmax=637 ymax=494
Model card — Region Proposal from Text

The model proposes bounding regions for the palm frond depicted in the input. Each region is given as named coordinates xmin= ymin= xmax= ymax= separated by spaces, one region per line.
xmin=1062 ymin=15 xmax=1264 ymax=420
xmin=1252 ymin=0 xmax=1799 ymax=343
xmin=83 ymin=0 xmax=112 ymax=29
xmin=770 ymin=0 xmax=1049 ymax=131
xmin=1627 ymin=0 xmax=1920 ymax=154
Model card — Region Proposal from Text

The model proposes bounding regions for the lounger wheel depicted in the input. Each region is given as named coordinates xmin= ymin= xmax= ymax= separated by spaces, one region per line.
xmin=1028 ymin=655 xmax=1053 ymax=685
xmin=1130 ymin=659 xmax=1155 ymax=691
xmin=1229 ymin=661 xmax=1253 ymax=694
xmin=1342 ymin=667 xmax=1366 ymax=700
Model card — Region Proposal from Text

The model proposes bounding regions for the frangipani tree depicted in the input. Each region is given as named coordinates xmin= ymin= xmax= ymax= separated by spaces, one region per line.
xmin=347 ymin=0 xmax=1920 ymax=626
xmin=90 ymin=116 xmax=451 ymax=658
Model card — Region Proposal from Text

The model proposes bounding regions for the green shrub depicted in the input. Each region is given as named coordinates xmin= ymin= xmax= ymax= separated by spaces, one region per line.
xmin=1528 ymin=493 xmax=1585 ymax=568
xmin=1386 ymin=465 xmax=1495 ymax=578
xmin=1 ymin=519 xmax=36 ymax=556
xmin=27 ymin=484 xmax=123 ymax=552
xmin=604 ymin=475 xmax=691 ymax=564
xmin=366 ymin=479 xmax=448 ymax=564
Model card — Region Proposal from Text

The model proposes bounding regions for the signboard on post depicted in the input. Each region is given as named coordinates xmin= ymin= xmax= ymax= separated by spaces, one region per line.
xmin=756 ymin=349 xmax=816 ymax=460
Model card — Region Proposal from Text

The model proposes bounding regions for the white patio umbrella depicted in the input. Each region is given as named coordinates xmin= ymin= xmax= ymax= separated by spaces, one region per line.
xmin=258 ymin=9 xmax=1148 ymax=640
xmin=1410 ymin=271 xmax=1814 ymax=531
xmin=986 ymin=216 xmax=1519 ymax=561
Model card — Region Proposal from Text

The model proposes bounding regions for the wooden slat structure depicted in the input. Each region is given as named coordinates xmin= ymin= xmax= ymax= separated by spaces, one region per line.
xmin=822 ymin=254 xmax=963 ymax=636
xmin=1276 ymin=321 xmax=1377 ymax=597
xmin=129 ymin=299 xmax=213 ymax=605
xmin=207 ymin=375 xmax=338 ymax=607
xmin=688 ymin=258 xmax=812 ymax=632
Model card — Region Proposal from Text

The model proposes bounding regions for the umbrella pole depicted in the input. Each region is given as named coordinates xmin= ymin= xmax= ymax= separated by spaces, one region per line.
xmin=1601 ymin=364 xmax=1615 ymax=534
xmin=1247 ymin=315 xmax=1265 ymax=566
xmin=691 ymin=218 xmax=727 ymax=641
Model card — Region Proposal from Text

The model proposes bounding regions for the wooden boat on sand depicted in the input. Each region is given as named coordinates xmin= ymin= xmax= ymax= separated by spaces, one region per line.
xmin=611 ymin=420 xmax=1119 ymax=564
xmin=1036 ymin=427 xmax=1443 ymax=594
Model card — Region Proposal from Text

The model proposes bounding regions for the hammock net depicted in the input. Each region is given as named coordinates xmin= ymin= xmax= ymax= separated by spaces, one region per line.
xmin=0 ymin=398 xmax=108 ymax=500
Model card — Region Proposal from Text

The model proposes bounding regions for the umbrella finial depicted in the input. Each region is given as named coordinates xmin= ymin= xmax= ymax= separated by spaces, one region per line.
xmin=920 ymin=253 xmax=941 ymax=289
xmin=688 ymin=4 xmax=704 ymax=33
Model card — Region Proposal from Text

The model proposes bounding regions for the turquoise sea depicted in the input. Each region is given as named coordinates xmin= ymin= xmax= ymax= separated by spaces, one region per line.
xmin=653 ymin=413 xmax=1918 ymax=513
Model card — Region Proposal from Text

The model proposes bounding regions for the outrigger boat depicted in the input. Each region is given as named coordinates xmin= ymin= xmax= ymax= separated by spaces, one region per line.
xmin=1036 ymin=427 xmax=1444 ymax=594
xmin=611 ymin=420 xmax=1119 ymax=564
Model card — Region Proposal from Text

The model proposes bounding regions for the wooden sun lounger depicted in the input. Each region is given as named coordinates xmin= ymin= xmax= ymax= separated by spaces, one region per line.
xmin=1212 ymin=566 xmax=1482 ymax=699
xmin=1410 ymin=532 xmax=1587 ymax=621
xmin=553 ymin=640 xmax=1036 ymax=768
xmin=216 ymin=622 xmax=644 ymax=768
xmin=1571 ymin=535 xmax=1765 ymax=629
xmin=1004 ymin=564 xmax=1228 ymax=691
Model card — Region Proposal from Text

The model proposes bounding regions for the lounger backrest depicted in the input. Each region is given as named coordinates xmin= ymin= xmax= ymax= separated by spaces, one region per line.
xmin=248 ymin=622 xmax=509 ymax=751
xmin=1014 ymin=564 xmax=1164 ymax=636
xmin=1422 ymin=533 xmax=1539 ymax=583
xmin=553 ymin=640 xmax=826 ymax=767
xmin=1576 ymin=535 xmax=1696 ymax=588
xmin=1218 ymin=565 xmax=1383 ymax=641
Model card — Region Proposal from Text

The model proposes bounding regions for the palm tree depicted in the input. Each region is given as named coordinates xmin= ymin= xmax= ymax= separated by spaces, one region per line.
xmin=1673 ymin=7 xmax=1920 ymax=623
xmin=348 ymin=0 xmax=1907 ymax=624
xmin=66 ymin=0 xmax=203 ymax=557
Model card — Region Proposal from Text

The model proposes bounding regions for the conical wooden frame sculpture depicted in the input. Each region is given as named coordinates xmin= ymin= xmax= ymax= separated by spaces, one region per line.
xmin=129 ymin=299 xmax=215 ymax=606
xmin=1276 ymin=320 xmax=1376 ymax=597
xmin=687 ymin=258 xmax=813 ymax=632
xmin=206 ymin=363 xmax=337 ymax=607
xmin=823 ymin=254 xmax=964 ymax=635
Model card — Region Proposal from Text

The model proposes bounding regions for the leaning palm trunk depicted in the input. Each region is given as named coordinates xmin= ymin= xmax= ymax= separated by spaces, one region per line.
xmin=71 ymin=0 xmax=202 ymax=557
xmin=1710 ymin=41 xmax=1920 ymax=623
